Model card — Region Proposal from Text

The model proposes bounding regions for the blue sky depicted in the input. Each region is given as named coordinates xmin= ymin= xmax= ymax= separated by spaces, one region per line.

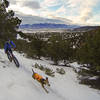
xmin=8 ymin=0 xmax=100 ymax=25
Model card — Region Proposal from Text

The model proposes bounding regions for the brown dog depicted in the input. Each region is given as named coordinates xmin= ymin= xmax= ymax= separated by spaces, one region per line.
xmin=32 ymin=69 xmax=50 ymax=93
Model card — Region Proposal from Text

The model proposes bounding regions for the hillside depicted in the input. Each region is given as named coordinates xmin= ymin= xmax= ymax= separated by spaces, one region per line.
xmin=0 ymin=49 xmax=100 ymax=100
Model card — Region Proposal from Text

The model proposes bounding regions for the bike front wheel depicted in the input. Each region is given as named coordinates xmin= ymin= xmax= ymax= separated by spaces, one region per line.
xmin=13 ymin=56 xmax=20 ymax=68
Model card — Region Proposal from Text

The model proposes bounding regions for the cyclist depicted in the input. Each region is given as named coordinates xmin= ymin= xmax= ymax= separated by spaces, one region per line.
xmin=4 ymin=40 xmax=16 ymax=56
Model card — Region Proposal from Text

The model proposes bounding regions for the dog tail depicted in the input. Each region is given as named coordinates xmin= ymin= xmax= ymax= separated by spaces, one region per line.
xmin=32 ymin=69 xmax=35 ymax=74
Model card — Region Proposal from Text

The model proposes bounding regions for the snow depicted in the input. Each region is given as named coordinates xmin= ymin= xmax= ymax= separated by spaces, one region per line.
xmin=89 ymin=76 xmax=99 ymax=80
xmin=0 ymin=49 xmax=100 ymax=100
xmin=70 ymin=62 xmax=81 ymax=68
xmin=16 ymin=34 xmax=23 ymax=40
xmin=16 ymin=34 xmax=30 ymax=42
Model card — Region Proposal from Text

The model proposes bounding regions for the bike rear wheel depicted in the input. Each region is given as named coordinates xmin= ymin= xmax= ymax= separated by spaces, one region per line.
xmin=7 ymin=52 xmax=12 ymax=62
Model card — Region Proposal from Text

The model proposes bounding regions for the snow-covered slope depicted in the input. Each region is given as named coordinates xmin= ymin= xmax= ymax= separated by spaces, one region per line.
xmin=0 ymin=49 xmax=100 ymax=100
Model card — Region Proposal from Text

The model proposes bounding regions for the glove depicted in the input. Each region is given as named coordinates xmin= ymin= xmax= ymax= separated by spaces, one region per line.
xmin=14 ymin=48 xmax=16 ymax=50
xmin=12 ymin=48 xmax=16 ymax=51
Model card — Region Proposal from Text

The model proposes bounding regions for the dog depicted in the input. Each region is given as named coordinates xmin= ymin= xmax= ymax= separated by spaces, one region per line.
xmin=32 ymin=69 xmax=50 ymax=93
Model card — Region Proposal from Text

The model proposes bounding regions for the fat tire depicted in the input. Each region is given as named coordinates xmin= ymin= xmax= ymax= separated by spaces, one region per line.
xmin=13 ymin=56 xmax=20 ymax=68
xmin=7 ymin=52 xmax=12 ymax=62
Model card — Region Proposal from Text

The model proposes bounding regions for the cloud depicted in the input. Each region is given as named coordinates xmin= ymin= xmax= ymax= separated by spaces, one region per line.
xmin=79 ymin=8 xmax=93 ymax=23
xmin=21 ymin=1 xmax=41 ymax=9
xmin=61 ymin=0 xmax=99 ymax=24
xmin=9 ymin=0 xmax=40 ymax=9
xmin=56 ymin=6 xmax=66 ymax=14
xmin=9 ymin=0 xmax=17 ymax=4
xmin=67 ymin=0 xmax=82 ymax=8
xmin=86 ymin=14 xmax=100 ymax=25
xmin=15 ymin=13 xmax=72 ymax=24
xmin=78 ymin=0 xmax=98 ymax=23
xmin=8 ymin=0 xmax=41 ymax=16
xmin=9 ymin=5 xmax=40 ymax=16
xmin=48 ymin=16 xmax=72 ymax=24
xmin=8 ymin=0 xmax=100 ymax=25
xmin=42 ymin=0 xmax=61 ymax=7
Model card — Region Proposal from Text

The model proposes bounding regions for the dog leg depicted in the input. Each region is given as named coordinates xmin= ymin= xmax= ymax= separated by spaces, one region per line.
xmin=41 ymin=84 xmax=49 ymax=93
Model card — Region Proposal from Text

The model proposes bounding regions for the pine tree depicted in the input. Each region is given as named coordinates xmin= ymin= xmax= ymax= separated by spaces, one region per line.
xmin=30 ymin=35 xmax=45 ymax=59
xmin=46 ymin=34 xmax=73 ymax=65
xmin=0 ymin=0 xmax=21 ymax=38
xmin=77 ymin=29 xmax=100 ymax=73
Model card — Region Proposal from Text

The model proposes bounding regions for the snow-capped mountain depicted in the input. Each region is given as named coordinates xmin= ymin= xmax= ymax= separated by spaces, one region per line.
xmin=19 ymin=23 xmax=79 ymax=29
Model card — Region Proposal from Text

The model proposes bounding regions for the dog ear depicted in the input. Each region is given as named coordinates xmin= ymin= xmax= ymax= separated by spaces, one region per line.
xmin=46 ymin=77 xmax=50 ymax=86
xmin=46 ymin=77 xmax=48 ymax=82
xmin=46 ymin=77 xmax=48 ymax=80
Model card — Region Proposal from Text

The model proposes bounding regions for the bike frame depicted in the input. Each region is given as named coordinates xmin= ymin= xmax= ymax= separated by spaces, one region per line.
xmin=7 ymin=50 xmax=20 ymax=67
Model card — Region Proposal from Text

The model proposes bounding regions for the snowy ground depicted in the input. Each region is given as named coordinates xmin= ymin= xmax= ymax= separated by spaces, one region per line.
xmin=0 ymin=49 xmax=100 ymax=100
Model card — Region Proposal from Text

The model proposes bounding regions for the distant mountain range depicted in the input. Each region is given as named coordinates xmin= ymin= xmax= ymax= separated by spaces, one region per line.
xmin=19 ymin=23 xmax=79 ymax=29
xmin=72 ymin=26 xmax=100 ymax=31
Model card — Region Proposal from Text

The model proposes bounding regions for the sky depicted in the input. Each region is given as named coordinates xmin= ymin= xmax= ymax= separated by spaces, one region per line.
xmin=8 ymin=0 xmax=100 ymax=25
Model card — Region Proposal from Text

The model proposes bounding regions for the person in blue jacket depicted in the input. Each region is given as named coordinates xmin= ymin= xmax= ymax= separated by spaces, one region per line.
xmin=4 ymin=40 xmax=16 ymax=54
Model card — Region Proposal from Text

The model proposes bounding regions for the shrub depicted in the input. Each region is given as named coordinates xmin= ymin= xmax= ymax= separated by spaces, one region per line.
xmin=34 ymin=63 xmax=40 ymax=68
xmin=33 ymin=63 xmax=55 ymax=77
xmin=45 ymin=68 xmax=55 ymax=77
xmin=38 ymin=64 xmax=45 ymax=71
xmin=56 ymin=68 xmax=66 ymax=75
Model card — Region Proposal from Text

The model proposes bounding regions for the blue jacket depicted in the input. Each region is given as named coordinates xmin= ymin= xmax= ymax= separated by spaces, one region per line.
xmin=4 ymin=41 xmax=16 ymax=52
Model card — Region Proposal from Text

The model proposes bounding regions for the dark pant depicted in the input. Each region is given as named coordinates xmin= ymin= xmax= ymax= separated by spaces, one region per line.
xmin=6 ymin=49 xmax=12 ymax=54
